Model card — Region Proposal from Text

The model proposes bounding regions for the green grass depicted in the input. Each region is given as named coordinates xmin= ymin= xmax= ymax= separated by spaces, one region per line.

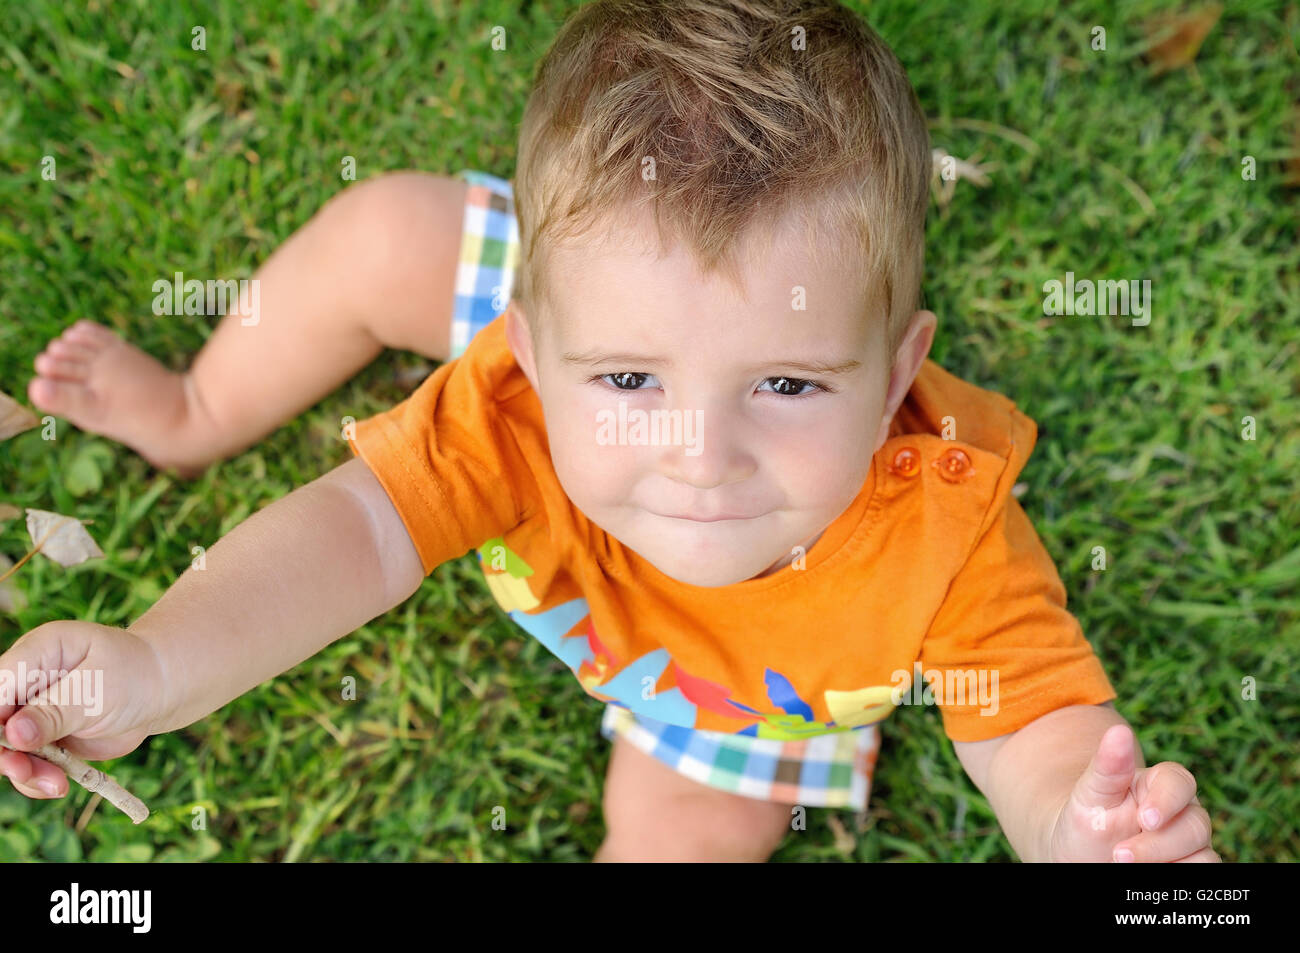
xmin=1 ymin=0 xmax=1296 ymax=862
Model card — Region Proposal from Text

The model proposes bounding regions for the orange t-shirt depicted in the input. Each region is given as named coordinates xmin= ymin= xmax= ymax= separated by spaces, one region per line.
xmin=348 ymin=315 xmax=1116 ymax=743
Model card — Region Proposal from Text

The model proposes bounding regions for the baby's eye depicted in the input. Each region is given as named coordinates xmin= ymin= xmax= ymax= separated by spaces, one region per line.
xmin=596 ymin=372 xmax=659 ymax=391
xmin=757 ymin=376 xmax=824 ymax=398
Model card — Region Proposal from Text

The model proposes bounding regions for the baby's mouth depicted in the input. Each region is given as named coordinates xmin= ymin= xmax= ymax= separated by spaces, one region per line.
xmin=654 ymin=511 xmax=759 ymax=522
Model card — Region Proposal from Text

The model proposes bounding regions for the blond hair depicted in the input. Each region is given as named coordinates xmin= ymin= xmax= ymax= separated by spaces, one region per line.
xmin=513 ymin=0 xmax=931 ymax=359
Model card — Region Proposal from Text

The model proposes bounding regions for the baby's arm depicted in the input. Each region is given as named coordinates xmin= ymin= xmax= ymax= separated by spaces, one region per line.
xmin=131 ymin=455 xmax=424 ymax=732
xmin=955 ymin=704 xmax=1218 ymax=862
xmin=1 ymin=455 xmax=423 ymax=800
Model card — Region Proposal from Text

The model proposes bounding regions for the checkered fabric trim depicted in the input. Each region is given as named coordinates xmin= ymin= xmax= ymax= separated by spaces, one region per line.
xmin=600 ymin=703 xmax=881 ymax=811
xmin=451 ymin=169 xmax=520 ymax=360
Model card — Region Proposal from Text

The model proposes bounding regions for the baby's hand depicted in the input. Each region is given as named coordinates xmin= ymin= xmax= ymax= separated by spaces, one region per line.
xmin=0 ymin=620 xmax=168 ymax=801
xmin=1046 ymin=723 xmax=1220 ymax=863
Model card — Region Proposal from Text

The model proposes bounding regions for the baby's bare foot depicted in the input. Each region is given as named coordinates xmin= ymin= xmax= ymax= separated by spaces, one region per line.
xmin=28 ymin=320 xmax=210 ymax=478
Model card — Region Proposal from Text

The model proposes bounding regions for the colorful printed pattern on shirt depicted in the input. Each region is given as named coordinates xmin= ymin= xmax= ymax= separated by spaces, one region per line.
xmin=451 ymin=169 xmax=519 ymax=360
xmin=476 ymin=537 xmax=899 ymax=741
xmin=600 ymin=704 xmax=880 ymax=810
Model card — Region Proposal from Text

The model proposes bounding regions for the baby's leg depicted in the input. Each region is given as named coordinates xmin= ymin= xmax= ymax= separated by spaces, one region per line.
xmin=28 ymin=172 xmax=468 ymax=477
xmin=595 ymin=734 xmax=793 ymax=862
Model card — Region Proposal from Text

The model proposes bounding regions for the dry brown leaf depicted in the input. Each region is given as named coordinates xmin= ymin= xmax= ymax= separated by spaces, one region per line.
xmin=0 ymin=390 xmax=41 ymax=441
xmin=24 ymin=509 xmax=105 ymax=567
xmin=932 ymin=148 xmax=992 ymax=187
xmin=216 ymin=76 xmax=246 ymax=113
xmin=930 ymin=147 xmax=993 ymax=209
xmin=1143 ymin=4 xmax=1223 ymax=74
xmin=0 ymin=554 xmax=27 ymax=613
xmin=0 ymin=503 xmax=21 ymax=523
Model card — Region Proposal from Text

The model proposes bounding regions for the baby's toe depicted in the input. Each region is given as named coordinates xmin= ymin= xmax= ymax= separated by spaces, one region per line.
xmin=28 ymin=376 xmax=96 ymax=420
xmin=47 ymin=337 xmax=100 ymax=362
xmin=65 ymin=320 xmax=116 ymax=347
xmin=33 ymin=352 xmax=89 ymax=381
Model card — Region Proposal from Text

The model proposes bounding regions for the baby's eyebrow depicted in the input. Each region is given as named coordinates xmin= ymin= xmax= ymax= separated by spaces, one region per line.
xmin=561 ymin=351 xmax=862 ymax=376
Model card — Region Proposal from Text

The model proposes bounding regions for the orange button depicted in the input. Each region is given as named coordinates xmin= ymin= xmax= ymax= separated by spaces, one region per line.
xmin=933 ymin=447 xmax=975 ymax=482
xmin=890 ymin=446 xmax=921 ymax=477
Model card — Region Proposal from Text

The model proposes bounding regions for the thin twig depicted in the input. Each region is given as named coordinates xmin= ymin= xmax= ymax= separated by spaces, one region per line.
xmin=0 ymin=734 xmax=149 ymax=824
xmin=0 ymin=547 xmax=37 ymax=585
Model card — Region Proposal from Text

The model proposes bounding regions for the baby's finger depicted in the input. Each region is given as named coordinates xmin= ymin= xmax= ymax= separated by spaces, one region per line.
xmin=1133 ymin=761 xmax=1198 ymax=831
xmin=1114 ymin=803 xmax=1212 ymax=863
xmin=0 ymin=747 xmax=38 ymax=783
xmin=0 ymin=747 xmax=68 ymax=799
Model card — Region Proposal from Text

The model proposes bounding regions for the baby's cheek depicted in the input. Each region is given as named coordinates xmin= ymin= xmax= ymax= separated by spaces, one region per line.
xmin=772 ymin=438 xmax=859 ymax=500
xmin=553 ymin=436 xmax=632 ymax=507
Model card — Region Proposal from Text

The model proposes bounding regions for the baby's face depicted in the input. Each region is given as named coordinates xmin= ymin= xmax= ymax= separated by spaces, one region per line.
xmin=507 ymin=203 xmax=933 ymax=588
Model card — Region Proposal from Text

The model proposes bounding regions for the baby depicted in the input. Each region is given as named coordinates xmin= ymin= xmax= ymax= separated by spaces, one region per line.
xmin=5 ymin=0 xmax=1218 ymax=862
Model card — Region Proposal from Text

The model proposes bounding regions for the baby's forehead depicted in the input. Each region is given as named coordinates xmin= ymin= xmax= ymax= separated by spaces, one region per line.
xmin=543 ymin=206 xmax=871 ymax=308
xmin=542 ymin=274 xmax=882 ymax=373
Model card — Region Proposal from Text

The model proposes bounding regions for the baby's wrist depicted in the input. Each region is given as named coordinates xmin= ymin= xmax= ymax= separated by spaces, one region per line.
xmin=1037 ymin=789 xmax=1073 ymax=862
xmin=127 ymin=620 xmax=182 ymax=736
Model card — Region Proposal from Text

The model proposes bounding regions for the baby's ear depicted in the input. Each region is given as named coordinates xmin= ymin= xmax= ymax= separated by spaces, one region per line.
xmin=900 ymin=310 xmax=937 ymax=370
xmin=887 ymin=310 xmax=937 ymax=395
xmin=872 ymin=310 xmax=936 ymax=451
xmin=503 ymin=302 xmax=542 ymax=389
xmin=503 ymin=299 xmax=522 ymax=342
xmin=503 ymin=298 xmax=532 ymax=336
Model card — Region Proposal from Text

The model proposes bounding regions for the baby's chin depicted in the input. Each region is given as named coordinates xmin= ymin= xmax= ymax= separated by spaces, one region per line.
xmin=618 ymin=512 xmax=795 ymax=588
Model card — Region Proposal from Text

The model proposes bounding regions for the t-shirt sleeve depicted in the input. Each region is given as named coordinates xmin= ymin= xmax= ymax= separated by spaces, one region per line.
xmin=919 ymin=495 xmax=1117 ymax=742
xmin=345 ymin=361 xmax=528 ymax=577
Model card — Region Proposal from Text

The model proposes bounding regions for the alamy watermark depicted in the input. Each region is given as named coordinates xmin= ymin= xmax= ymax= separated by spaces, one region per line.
xmin=595 ymin=403 xmax=703 ymax=456
xmin=152 ymin=271 xmax=260 ymax=326
xmin=50 ymin=883 xmax=150 ymax=933
xmin=0 ymin=663 xmax=103 ymax=718
xmin=1042 ymin=271 xmax=1151 ymax=326
xmin=890 ymin=662 xmax=999 ymax=716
